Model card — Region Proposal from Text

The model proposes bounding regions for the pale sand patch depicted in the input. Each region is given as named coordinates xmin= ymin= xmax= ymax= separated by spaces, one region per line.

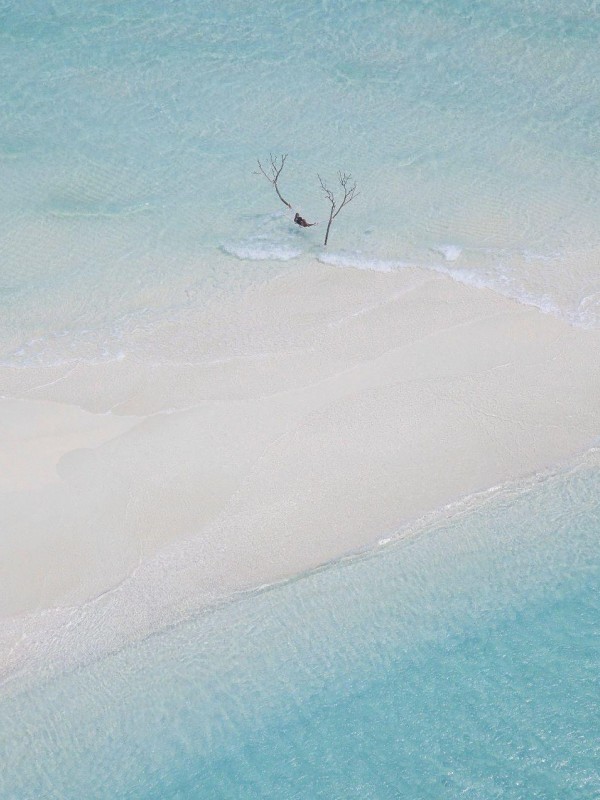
xmin=1 ymin=261 xmax=599 ymax=682
xmin=0 ymin=398 xmax=140 ymax=492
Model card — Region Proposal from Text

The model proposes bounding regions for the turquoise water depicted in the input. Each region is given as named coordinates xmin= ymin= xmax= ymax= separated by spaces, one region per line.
xmin=1 ymin=0 xmax=599 ymax=365
xmin=1 ymin=455 xmax=599 ymax=798
xmin=2 ymin=2 xmax=600 ymax=796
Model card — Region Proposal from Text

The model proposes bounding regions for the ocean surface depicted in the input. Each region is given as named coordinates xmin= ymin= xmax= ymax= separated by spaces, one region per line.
xmin=1 ymin=0 xmax=599 ymax=797
xmin=1 ymin=452 xmax=599 ymax=798
xmin=1 ymin=0 xmax=599 ymax=367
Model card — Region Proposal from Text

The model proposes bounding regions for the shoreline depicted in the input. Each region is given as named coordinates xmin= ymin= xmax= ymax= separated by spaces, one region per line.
xmin=2 ymin=258 xmax=600 ymax=690
xmin=2 ymin=443 xmax=599 ymax=699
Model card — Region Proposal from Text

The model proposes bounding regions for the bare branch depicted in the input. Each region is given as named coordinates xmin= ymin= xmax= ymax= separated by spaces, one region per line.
xmin=332 ymin=171 xmax=359 ymax=219
xmin=254 ymin=153 xmax=291 ymax=209
xmin=255 ymin=154 xmax=316 ymax=227
xmin=318 ymin=171 xmax=359 ymax=246
xmin=318 ymin=173 xmax=336 ymax=209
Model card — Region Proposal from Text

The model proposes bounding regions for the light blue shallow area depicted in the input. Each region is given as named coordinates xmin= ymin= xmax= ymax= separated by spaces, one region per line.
xmin=1 ymin=3 xmax=599 ymax=797
xmin=1 ymin=0 xmax=599 ymax=364
xmin=1 ymin=457 xmax=599 ymax=799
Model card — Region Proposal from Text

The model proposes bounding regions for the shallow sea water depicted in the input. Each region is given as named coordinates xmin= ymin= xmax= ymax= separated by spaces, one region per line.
xmin=1 ymin=0 xmax=599 ymax=366
xmin=1 ymin=453 xmax=599 ymax=798
xmin=1 ymin=2 xmax=600 ymax=797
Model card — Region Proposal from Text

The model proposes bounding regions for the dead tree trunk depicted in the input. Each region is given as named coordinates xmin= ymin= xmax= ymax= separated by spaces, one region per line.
xmin=318 ymin=172 xmax=359 ymax=247
xmin=323 ymin=208 xmax=335 ymax=247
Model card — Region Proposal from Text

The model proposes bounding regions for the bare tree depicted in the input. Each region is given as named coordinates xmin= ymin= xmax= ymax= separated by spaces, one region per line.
xmin=255 ymin=155 xmax=359 ymax=243
xmin=255 ymin=154 xmax=316 ymax=228
xmin=318 ymin=171 xmax=359 ymax=247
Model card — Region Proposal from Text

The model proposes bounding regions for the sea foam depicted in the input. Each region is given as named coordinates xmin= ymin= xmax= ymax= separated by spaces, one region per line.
xmin=317 ymin=248 xmax=596 ymax=328
xmin=221 ymin=241 xmax=304 ymax=262
xmin=317 ymin=251 xmax=412 ymax=272
xmin=433 ymin=244 xmax=463 ymax=262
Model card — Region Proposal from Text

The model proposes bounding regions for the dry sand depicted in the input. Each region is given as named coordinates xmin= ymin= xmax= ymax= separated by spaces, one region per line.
xmin=1 ymin=260 xmax=599 ymax=684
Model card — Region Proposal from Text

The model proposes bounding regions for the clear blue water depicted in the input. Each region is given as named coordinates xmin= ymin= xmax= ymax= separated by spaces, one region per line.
xmin=1 ymin=454 xmax=599 ymax=798
xmin=1 ymin=0 xmax=599 ymax=366
xmin=1 ymin=2 xmax=599 ymax=796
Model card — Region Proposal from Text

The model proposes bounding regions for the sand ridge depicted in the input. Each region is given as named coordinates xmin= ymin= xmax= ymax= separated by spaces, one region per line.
xmin=1 ymin=260 xmax=600 ymax=685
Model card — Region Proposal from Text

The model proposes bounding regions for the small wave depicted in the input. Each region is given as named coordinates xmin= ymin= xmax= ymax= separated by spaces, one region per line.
xmin=573 ymin=293 xmax=600 ymax=329
xmin=316 ymin=249 xmax=597 ymax=328
xmin=0 ymin=333 xmax=128 ymax=369
xmin=221 ymin=241 xmax=303 ymax=262
xmin=0 ymin=304 xmax=163 ymax=369
xmin=430 ymin=264 xmax=568 ymax=321
xmin=433 ymin=244 xmax=462 ymax=262
xmin=318 ymin=251 xmax=413 ymax=272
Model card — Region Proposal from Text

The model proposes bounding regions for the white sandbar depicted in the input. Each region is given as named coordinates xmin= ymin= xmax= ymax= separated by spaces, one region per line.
xmin=1 ymin=260 xmax=599 ymax=683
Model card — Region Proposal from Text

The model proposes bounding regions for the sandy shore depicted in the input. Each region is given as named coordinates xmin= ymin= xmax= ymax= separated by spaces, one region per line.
xmin=1 ymin=259 xmax=600 ymax=684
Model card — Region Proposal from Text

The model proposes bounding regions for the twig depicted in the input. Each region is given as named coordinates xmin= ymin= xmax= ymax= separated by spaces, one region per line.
xmin=255 ymin=153 xmax=291 ymax=209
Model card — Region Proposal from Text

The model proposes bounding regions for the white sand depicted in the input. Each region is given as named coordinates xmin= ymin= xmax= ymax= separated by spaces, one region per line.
xmin=1 ymin=260 xmax=600 ymax=684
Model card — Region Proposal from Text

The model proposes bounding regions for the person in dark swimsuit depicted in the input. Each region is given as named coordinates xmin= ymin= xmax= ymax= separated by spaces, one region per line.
xmin=294 ymin=212 xmax=316 ymax=228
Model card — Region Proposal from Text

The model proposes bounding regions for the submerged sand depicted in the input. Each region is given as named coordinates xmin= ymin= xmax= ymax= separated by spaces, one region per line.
xmin=1 ymin=259 xmax=600 ymax=683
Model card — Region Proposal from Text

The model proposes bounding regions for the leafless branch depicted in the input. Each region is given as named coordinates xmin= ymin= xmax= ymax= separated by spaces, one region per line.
xmin=255 ymin=153 xmax=291 ymax=209
xmin=318 ymin=171 xmax=359 ymax=246
xmin=255 ymin=154 xmax=317 ymax=227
